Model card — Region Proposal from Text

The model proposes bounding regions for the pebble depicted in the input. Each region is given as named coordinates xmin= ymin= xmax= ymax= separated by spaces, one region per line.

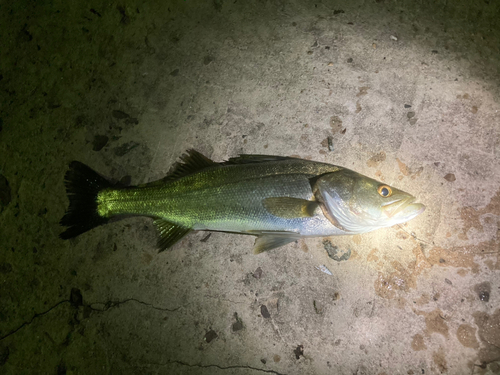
xmin=327 ymin=137 xmax=334 ymax=151
xmin=199 ymin=233 xmax=212 ymax=243
xmin=232 ymin=313 xmax=244 ymax=332
xmin=92 ymin=135 xmax=109 ymax=151
xmin=479 ymin=291 xmax=490 ymax=302
xmin=112 ymin=110 xmax=130 ymax=119
xmin=204 ymin=330 xmax=218 ymax=343
xmin=294 ymin=345 xmax=304 ymax=359
xmin=444 ymin=173 xmax=456 ymax=182
xmin=0 ymin=174 xmax=11 ymax=208
xmin=323 ymin=239 xmax=351 ymax=261
xmin=70 ymin=288 xmax=83 ymax=308
xmin=260 ymin=305 xmax=271 ymax=318
xmin=252 ymin=267 xmax=263 ymax=279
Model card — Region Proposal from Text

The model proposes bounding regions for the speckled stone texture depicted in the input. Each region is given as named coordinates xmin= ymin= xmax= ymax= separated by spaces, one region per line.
xmin=1 ymin=0 xmax=499 ymax=374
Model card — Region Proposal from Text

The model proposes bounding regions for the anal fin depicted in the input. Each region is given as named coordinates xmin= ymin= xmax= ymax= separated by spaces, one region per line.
xmin=153 ymin=219 xmax=191 ymax=252
xmin=251 ymin=232 xmax=300 ymax=254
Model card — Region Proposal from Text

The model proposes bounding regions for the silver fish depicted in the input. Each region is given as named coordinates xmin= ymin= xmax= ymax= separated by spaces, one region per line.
xmin=60 ymin=150 xmax=425 ymax=253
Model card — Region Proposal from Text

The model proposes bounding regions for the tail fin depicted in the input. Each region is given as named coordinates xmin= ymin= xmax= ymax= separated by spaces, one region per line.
xmin=59 ymin=161 xmax=113 ymax=240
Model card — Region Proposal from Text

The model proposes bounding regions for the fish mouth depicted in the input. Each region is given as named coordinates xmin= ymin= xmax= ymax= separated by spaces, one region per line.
xmin=381 ymin=196 xmax=426 ymax=222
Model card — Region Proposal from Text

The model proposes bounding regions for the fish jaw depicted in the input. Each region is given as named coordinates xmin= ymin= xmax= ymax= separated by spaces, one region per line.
xmin=380 ymin=196 xmax=426 ymax=225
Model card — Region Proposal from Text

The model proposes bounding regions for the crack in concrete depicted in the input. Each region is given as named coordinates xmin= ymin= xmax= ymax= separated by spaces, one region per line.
xmin=396 ymin=224 xmax=434 ymax=246
xmin=89 ymin=298 xmax=181 ymax=312
xmin=0 ymin=300 xmax=70 ymax=341
xmin=166 ymin=360 xmax=287 ymax=375
xmin=0 ymin=296 xmax=180 ymax=341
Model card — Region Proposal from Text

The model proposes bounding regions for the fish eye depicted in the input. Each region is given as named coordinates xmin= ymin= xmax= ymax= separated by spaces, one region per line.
xmin=377 ymin=185 xmax=392 ymax=197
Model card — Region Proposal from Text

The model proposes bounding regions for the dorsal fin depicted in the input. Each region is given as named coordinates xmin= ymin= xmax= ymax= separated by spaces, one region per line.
xmin=158 ymin=152 xmax=292 ymax=183
xmin=167 ymin=149 xmax=218 ymax=180
xmin=223 ymin=154 xmax=297 ymax=165
xmin=140 ymin=150 xmax=218 ymax=187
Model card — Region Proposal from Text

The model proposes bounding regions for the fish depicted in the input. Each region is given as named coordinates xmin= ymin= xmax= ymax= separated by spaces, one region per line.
xmin=60 ymin=150 xmax=425 ymax=253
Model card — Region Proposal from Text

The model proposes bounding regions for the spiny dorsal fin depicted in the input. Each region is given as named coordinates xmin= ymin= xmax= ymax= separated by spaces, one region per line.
xmin=153 ymin=218 xmax=191 ymax=252
xmin=143 ymin=152 xmax=297 ymax=187
xmin=263 ymin=197 xmax=319 ymax=219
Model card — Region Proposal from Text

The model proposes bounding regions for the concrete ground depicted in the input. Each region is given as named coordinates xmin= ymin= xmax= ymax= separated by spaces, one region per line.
xmin=1 ymin=0 xmax=499 ymax=374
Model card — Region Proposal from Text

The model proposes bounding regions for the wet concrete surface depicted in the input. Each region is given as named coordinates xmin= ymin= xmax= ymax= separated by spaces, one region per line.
xmin=1 ymin=0 xmax=499 ymax=374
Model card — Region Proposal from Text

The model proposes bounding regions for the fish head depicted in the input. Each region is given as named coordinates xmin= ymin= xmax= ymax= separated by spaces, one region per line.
xmin=313 ymin=169 xmax=425 ymax=234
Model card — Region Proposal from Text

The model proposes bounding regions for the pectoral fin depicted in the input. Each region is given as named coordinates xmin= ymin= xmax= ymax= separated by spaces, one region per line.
xmin=263 ymin=197 xmax=319 ymax=219
xmin=153 ymin=219 xmax=191 ymax=252
xmin=250 ymin=231 xmax=301 ymax=254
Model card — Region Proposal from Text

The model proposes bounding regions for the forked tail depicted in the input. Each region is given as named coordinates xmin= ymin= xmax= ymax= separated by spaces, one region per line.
xmin=59 ymin=161 xmax=113 ymax=239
